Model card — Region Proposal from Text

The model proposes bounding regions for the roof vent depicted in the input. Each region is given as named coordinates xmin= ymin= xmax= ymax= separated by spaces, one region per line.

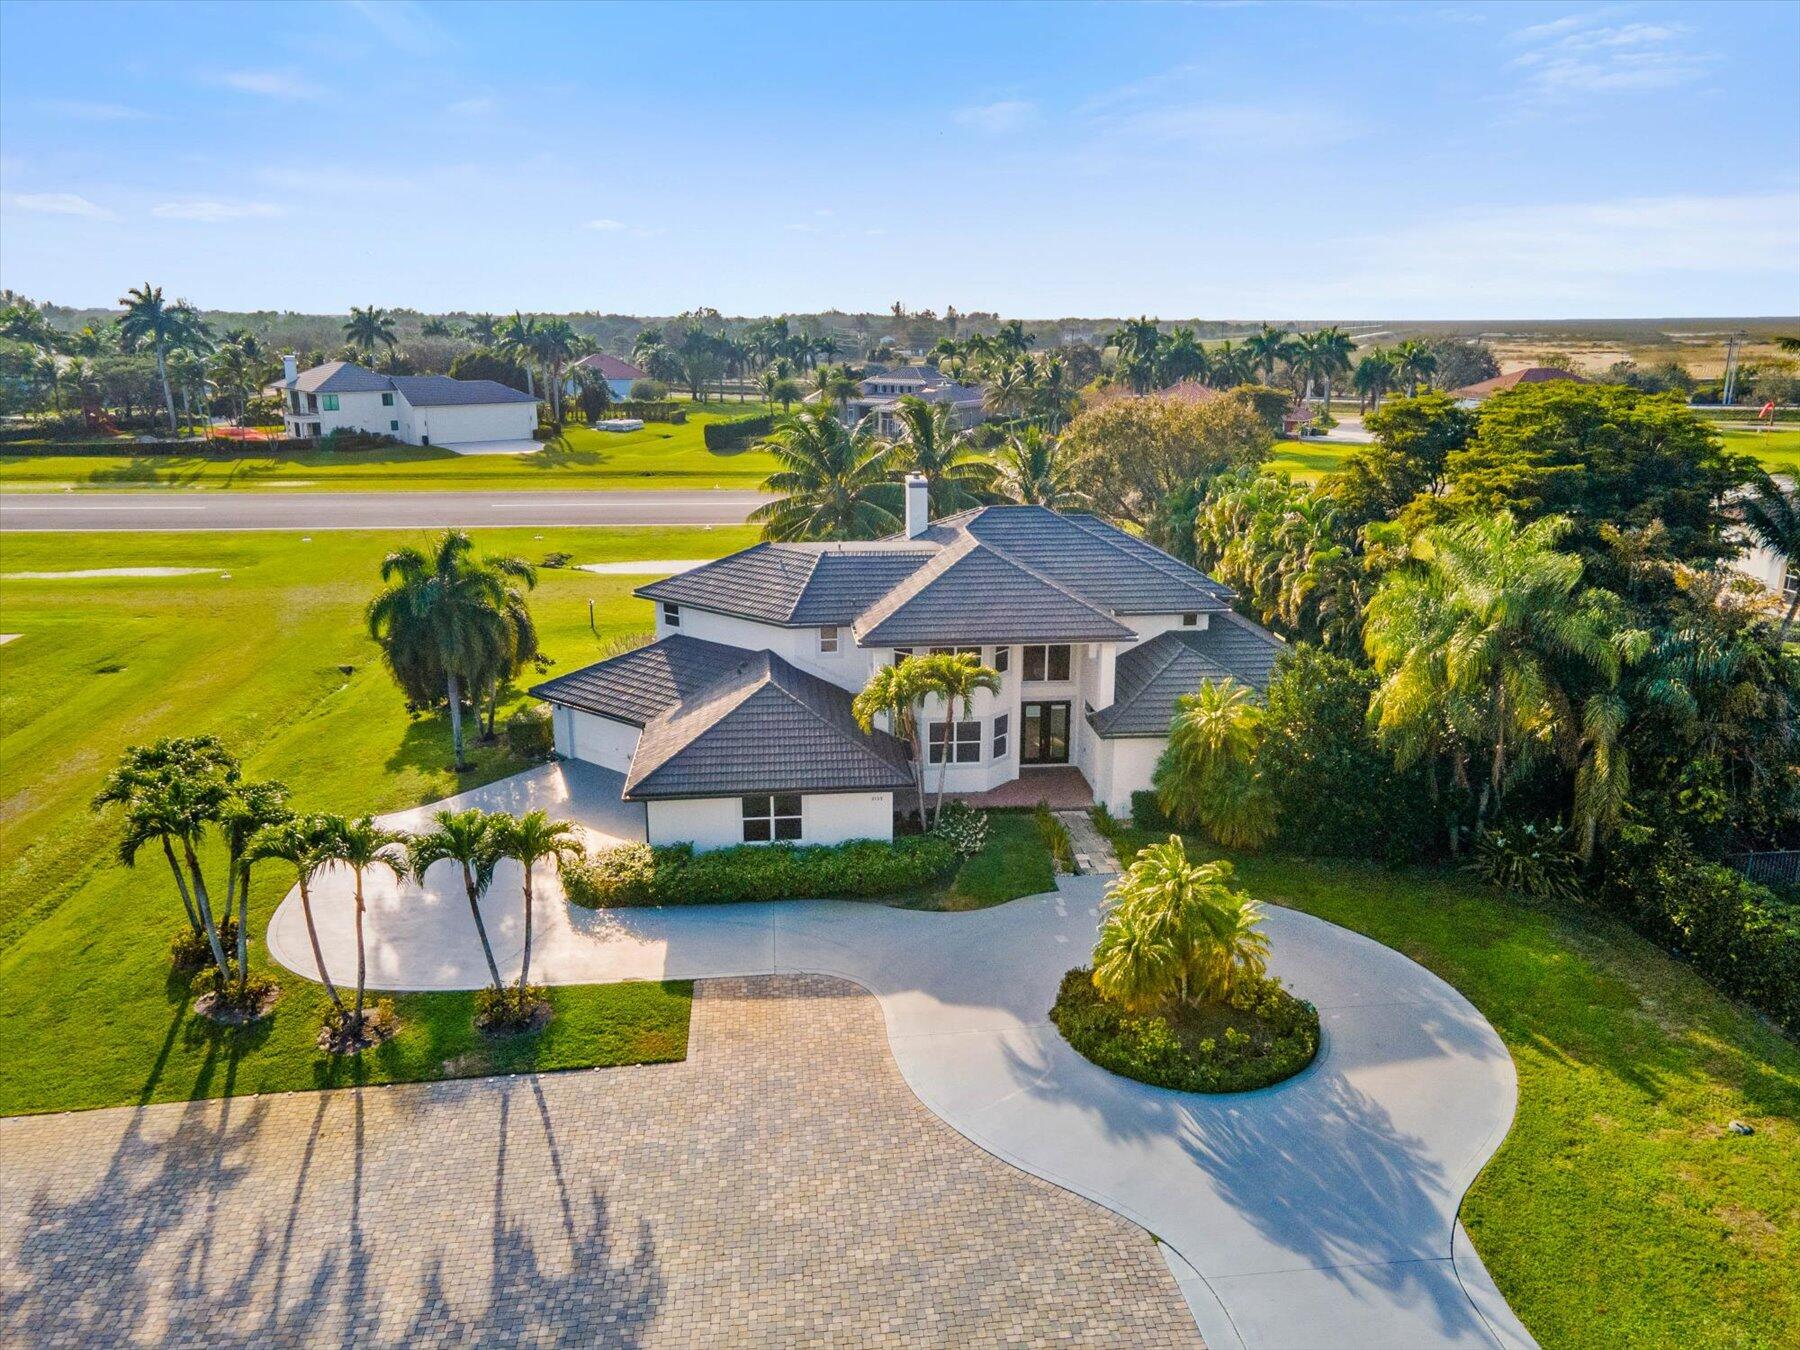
xmin=904 ymin=473 xmax=929 ymax=539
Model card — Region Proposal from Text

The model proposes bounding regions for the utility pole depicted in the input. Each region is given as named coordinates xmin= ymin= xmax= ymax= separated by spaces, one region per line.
xmin=1721 ymin=331 xmax=1744 ymax=406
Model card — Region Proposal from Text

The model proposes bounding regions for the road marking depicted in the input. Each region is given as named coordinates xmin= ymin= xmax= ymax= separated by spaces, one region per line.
xmin=0 ymin=503 xmax=209 ymax=511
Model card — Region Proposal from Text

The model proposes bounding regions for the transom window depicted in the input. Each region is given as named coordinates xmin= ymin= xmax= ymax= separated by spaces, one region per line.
xmin=662 ymin=602 xmax=681 ymax=628
xmin=928 ymin=719 xmax=982 ymax=764
xmin=993 ymin=713 xmax=1010 ymax=758
xmin=929 ymin=645 xmax=982 ymax=659
xmin=742 ymin=793 xmax=802 ymax=843
xmin=1022 ymin=644 xmax=1071 ymax=682
xmin=819 ymin=625 xmax=841 ymax=654
xmin=321 ymin=394 xmax=340 ymax=411
xmin=993 ymin=645 xmax=1010 ymax=673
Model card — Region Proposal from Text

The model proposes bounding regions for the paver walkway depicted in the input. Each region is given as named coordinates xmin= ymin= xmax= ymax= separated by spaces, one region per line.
xmin=0 ymin=975 xmax=1196 ymax=1348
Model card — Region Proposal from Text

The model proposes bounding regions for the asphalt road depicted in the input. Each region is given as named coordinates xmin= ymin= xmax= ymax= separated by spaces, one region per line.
xmin=0 ymin=489 xmax=765 ymax=532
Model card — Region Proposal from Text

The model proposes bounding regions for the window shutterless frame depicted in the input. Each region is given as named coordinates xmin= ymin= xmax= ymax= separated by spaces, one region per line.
xmin=928 ymin=719 xmax=981 ymax=764
xmin=992 ymin=712 xmax=1009 ymax=758
xmin=662 ymin=602 xmax=681 ymax=628
xmin=1022 ymin=644 xmax=1071 ymax=681
xmin=742 ymin=793 xmax=802 ymax=843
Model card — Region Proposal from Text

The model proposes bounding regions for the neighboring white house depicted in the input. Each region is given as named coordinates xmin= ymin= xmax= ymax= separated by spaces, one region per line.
xmin=1730 ymin=474 xmax=1797 ymax=613
xmin=274 ymin=357 xmax=538 ymax=446
xmin=568 ymin=352 xmax=650 ymax=400
xmin=531 ymin=480 xmax=1282 ymax=851
xmin=811 ymin=364 xmax=988 ymax=437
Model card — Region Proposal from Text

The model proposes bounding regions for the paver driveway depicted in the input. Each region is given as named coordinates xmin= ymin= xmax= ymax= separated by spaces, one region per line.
xmin=0 ymin=975 xmax=1196 ymax=1348
xmin=265 ymin=765 xmax=1535 ymax=1349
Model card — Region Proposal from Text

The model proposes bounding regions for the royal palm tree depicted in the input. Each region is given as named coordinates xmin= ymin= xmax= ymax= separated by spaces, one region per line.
xmin=888 ymin=395 xmax=992 ymax=514
xmin=247 ymin=815 xmax=347 ymax=1017
xmin=492 ymin=810 xmax=584 ymax=1000
xmin=116 ymin=283 xmax=183 ymax=435
xmin=1739 ymin=471 xmax=1800 ymax=642
xmin=750 ymin=408 xmax=900 ymax=541
xmin=853 ymin=661 xmax=931 ymax=824
xmin=1391 ymin=339 xmax=1438 ymax=397
xmin=1208 ymin=340 xmax=1255 ymax=388
xmin=408 ymin=808 xmax=505 ymax=993
xmin=534 ymin=317 xmax=583 ymax=426
xmin=1157 ymin=326 xmax=1209 ymax=387
xmin=1154 ymin=678 xmax=1277 ymax=849
xmin=922 ymin=652 xmax=1001 ymax=825
xmin=1245 ymin=324 xmax=1297 ymax=385
xmin=499 ymin=312 xmax=541 ymax=398
xmin=322 ymin=815 xmax=408 ymax=1039
xmin=464 ymin=313 xmax=500 ymax=344
xmin=1309 ymin=326 xmax=1355 ymax=415
xmin=365 ymin=530 xmax=538 ymax=768
xmin=343 ymin=305 xmax=399 ymax=365
xmin=1352 ymin=349 xmax=1396 ymax=412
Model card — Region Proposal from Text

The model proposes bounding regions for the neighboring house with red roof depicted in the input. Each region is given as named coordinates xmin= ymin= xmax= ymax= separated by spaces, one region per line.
xmin=1449 ymin=366 xmax=1590 ymax=405
xmin=571 ymin=351 xmax=650 ymax=399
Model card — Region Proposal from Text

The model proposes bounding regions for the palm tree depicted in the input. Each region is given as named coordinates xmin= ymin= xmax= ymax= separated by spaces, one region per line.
xmin=921 ymin=653 xmax=1001 ymax=824
xmin=1739 ymin=472 xmax=1800 ymax=642
xmin=994 ymin=426 xmax=1087 ymax=509
xmin=209 ymin=341 xmax=259 ymax=426
xmin=499 ymin=312 xmax=541 ymax=398
xmin=343 ymin=305 xmax=399 ymax=365
xmin=853 ymin=661 xmax=931 ymax=824
xmin=1157 ymin=326 xmax=1209 ymax=387
xmin=749 ymin=408 xmax=900 ymax=541
xmin=491 ymin=810 xmax=583 ymax=999
xmin=408 ymin=808 xmax=505 ymax=993
xmin=1310 ymin=326 xmax=1355 ymax=415
xmin=219 ymin=779 xmax=291 ymax=994
xmin=1208 ymin=340 xmax=1255 ymax=388
xmin=464 ymin=313 xmax=500 ymax=345
xmin=535 ymin=318 xmax=583 ymax=425
xmin=887 ymin=395 xmax=992 ymax=514
xmin=983 ymin=361 xmax=1031 ymax=419
xmin=420 ymin=317 xmax=453 ymax=338
xmin=365 ymin=530 xmax=538 ymax=768
xmin=322 ymin=815 xmax=408 ymax=1039
xmin=1244 ymin=324 xmax=1297 ymax=385
xmin=1154 ymin=678 xmax=1277 ymax=849
xmin=1391 ymin=340 xmax=1438 ymax=397
xmin=1352 ymin=349 xmax=1396 ymax=413
xmin=809 ymin=362 xmax=859 ymax=412
xmin=247 ymin=815 xmax=347 ymax=1017
xmin=116 ymin=283 xmax=183 ymax=435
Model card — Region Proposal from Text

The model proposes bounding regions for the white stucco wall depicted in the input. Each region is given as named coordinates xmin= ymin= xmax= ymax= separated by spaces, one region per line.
xmin=553 ymin=708 xmax=639 ymax=772
xmin=411 ymin=399 xmax=539 ymax=446
xmin=645 ymin=792 xmax=893 ymax=851
xmin=1097 ymin=736 xmax=1166 ymax=818
xmin=1125 ymin=612 xmax=1211 ymax=640
xmin=283 ymin=388 xmax=400 ymax=439
xmin=652 ymin=606 xmax=878 ymax=691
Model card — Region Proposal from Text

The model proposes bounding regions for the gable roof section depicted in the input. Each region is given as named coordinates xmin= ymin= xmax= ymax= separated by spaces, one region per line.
xmin=291 ymin=360 xmax=393 ymax=394
xmin=623 ymin=649 xmax=915 ymax=800
xmin=854 ymin=532 xmax=1133 ymax=646
xmin=528 ymin=634 xmax=747 ymax=726
xmin=390 ymin=374 xmax=537 ymax=407
xmin=1450 ymin=366 xmax=1589 ymax=399
xmin=573 ymin=352 xmax=648 ymax=381
xmin=636 ymin=542 xmax=935 ymax=627
xmin=958 ymin=507 xmax=1232 ymax=614
xmin=1090 ymin=614 xmax=1285 ymax=738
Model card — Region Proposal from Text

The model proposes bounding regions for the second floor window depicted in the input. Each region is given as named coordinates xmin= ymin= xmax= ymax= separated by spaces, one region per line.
xmin=662 ymin=602 xmax=681 ymax=628
xmin=1022 ymin=644 xmax=1071 ymax=681
xmin=993 ymin=645 xmax=1010 ymax=673
xmin=321 ymin=394 xmax=340 ymax=411
xmin=929 ymin=719 xmax=982 ymax=764
xmin=819 ymin=625 xmax=840 ymax=654
xmin=381 ymin=392 xmax=395 ymax=406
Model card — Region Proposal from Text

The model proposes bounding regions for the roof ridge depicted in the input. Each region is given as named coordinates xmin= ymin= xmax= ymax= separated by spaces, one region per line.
xmin=1109 ymin=633 xmax=1191 ymax=712
xmin=1061 ymin=513 xmax=1223 ymax=602
xmin=759 ymin=667 xmax=909 ymax=777
xmin=851 ymin=531 xmax=981 ymax=634
xmin=964 ymin=525 xmax=1130 ymax=630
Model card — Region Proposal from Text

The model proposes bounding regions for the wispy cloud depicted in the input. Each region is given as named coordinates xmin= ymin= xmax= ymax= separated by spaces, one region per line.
xmin=5 ymin=192 xmax=112 ymax=219
xmin=31 ymin=98 xmax=148 ymax=122
xmin=151 ymin=199 xmax=283 ymax=222
xmin=953 ymin=99 xmax=1039 ymax=134
xmin=215 ymin=69 xmax=324 ymax=100
xmin=444 ymin=95 xmax=497 ymax=117
xmin=587 ymin=218 xmax=625 ymax=231
xmin=1507 ymin=12 xmax=1707 ymax=99
xmin=346 ymin=0 xmax=450 ymax=56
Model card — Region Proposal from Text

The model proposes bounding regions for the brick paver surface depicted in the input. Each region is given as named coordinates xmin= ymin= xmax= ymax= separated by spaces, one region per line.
xmin=0 ymin=974 xmax=1197 ymax=1347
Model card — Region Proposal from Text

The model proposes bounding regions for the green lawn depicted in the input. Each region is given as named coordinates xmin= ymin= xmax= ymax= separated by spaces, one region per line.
xmin=0 ymin=407 xmax=781 ymax=492
xmin=1719 ymin=425 xmax=1800 ymax=475
xmin=936 ymin=813 xmax=1057 ymax=909
xmin=0 ymin=525 xmax=756 ymax=1115
xmin=1265 ymin=437 xmax=1358 ymax=481
xmin=1106 ymin=828 xmax=1799 ymax=1350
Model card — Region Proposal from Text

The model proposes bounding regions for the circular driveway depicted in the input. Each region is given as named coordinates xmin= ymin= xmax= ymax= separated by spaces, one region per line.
xmin=269 ymin=765 xmax=1534 ymax=1349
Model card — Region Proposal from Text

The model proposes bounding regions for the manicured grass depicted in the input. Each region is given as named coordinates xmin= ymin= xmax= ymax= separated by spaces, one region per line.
xmin=1107 ymin=828 xmax=1800 ymax=1349
xmin=941 ymin=812 xmax=1057 ymax=908
xmin=0 ymin=407 xmax=780 ymax=493
xmin=1265 ymin=437 xmax=1357 ymax=481
xmin=0 ymin=525 xmax=755 ymax=1115
xmin=1719 ymin=425 xmax=1800 ymax=475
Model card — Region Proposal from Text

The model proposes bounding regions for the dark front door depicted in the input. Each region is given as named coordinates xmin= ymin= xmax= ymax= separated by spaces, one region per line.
xmin=1020 ymin=701 xmax=1071 ymax=765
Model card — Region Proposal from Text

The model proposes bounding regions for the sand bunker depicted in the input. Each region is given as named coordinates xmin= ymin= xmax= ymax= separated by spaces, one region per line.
xmin=577 ymin=559 xmax=710 ymax=575
xmin=2 ymin=567 xmax=220 ymax=579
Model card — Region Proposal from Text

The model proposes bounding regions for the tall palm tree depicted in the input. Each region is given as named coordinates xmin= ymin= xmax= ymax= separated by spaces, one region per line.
xmin=1391 ymin=340 xmax=1438 ymax=397
xmin=1310 ymin=326 xmax=1355 ymax=415
xmin=994 ymin=426 xmax=1086 ymax=509
xmin=116 ymin=283 xmax=183 ymax=435
xmin=247 ymin=815 xmax=347 ymax=1017
xmin=888 ymin=395 xmax=992 ymax=514
xmin=408 ymin=808 xmax=505 ymax=993
xmin=750 ymin=408 xmax=900 ymax=541
xmin=322 ymin=815 xmax=408 ymax=1039
xmin=983 ymin=361 xmax=1031 ymax=419
xmin=463 ymin=313 xmax=500 ymax=345
xmin=420 ymin=317 xmax=453 ymax=338
xmin=491 ymin=810 xmax=583 ymax=999
xmin=499 ymin=312 xmax=541 ymax=398
xmin=1244 ymin=324 xmax=1296 ymax=385
xmin=365 ymin=530 xmax=538 ymax=768
xmin=1208 ymin=340 xmax=1254 ymax=388
xmin=921 ymin=653 xmax=1001 ymax=825
xmin=1157 ymin=326 xmax=1209 ymax=387
xmin=534 ymin=317 xmax=582 ymax=426
xmin=853 ymin=661 xmax=931 ymax=824
xmin=1739 ymin=471 xmax=1800 ymax=642
xmin=219 ymin=779 xmax=290 ymax=994
xmin=1352 ymin=349 xmax=1396 ymax=412
xmin=343 ymin=305 xmax=399 ymax=365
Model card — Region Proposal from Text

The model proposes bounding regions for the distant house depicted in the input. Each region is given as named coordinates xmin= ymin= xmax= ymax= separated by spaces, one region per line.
xmin=274 ymin=357 xmax=537 ymax=446
xmin=1449 ymin=366 xmax=1589 ymax=406
xmin=570 ymin=352 xmax=650 ymax=400
xmin=1160 ymin=380 xmax=1225 ymax=406
xmin=1282 ymin=401 xmax=1320 ymax=436
xmin=1730 ymin=474 xmax=1797 ymax=611
xmin=814 ymin=364 xmax=988 ymax=436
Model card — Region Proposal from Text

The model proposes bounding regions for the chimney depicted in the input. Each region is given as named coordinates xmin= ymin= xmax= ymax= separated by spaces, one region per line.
xmin=282 ymin=353 xmax=298 ymax=384
xmin=904 ymin=473 xmax=930 ymax=539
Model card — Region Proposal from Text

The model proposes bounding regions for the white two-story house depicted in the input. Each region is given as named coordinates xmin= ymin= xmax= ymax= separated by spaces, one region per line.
xmin=530 ymin=477 xmax=1282 ymax=851
xmin=274 ymin=356 xmax=539 ymax=447
xmin=817 ymin=364 xmax=988 ymax=437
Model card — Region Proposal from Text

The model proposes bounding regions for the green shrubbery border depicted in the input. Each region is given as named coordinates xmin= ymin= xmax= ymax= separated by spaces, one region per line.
xmin=702 ymin=414 xmax=774 ymax=452
xmin=561 ymin=836 xmax=958 ymax=907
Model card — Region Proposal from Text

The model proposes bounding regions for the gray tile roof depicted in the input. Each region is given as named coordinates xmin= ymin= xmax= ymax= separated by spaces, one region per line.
xmin=622 ymin=649 xmax=915 ymax=800
xmin=955 ymin=508 xmax=1232 ymax=614
xmin=1089 ymin=614 xmax=1285 ymax=738
xmin=528 ymin=635 xmax=748 ymax=726
xmin=291 ymin=360 xmax=393 ymax=394
xmin=637 ymin=543 xmax=936 ymax=627
xmin=389 ymin=374 xmax=537 ymax=407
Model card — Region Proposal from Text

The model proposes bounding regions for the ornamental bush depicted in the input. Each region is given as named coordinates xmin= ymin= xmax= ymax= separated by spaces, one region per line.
xmin=932 ymin=800 xmax=990 ymax=860
xmin=561 ymin=836 xmax=957 ymax=907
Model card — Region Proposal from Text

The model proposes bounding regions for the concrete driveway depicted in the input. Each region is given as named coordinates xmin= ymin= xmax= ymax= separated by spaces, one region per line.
xmin=270 ymin=764 xmax=1534 ymax=1349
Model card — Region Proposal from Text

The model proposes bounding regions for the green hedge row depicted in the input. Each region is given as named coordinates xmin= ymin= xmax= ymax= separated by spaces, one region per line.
xmin=561 ymin=837 xmax=958 ymax=907
xmin=0 ymin=431 xmax=392 ymax=457
xmin=702 ymin=414 xmax=775 ymax=452
xmin=606 ymin=401 xmax=686 ymax=424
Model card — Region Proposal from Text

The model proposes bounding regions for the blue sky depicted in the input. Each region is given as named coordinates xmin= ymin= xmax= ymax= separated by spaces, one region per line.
xmin=1 ymin=0 xmax=1796 ymax=318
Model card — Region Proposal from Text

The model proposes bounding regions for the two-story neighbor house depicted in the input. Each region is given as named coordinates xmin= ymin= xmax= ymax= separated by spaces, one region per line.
xmin=275 ymin=356 xmax=538 ymax=446
xmin=820 ymin=364 xmax=988 ymax=437
xmin=530 ymin=477 xmax=1282 ymax=851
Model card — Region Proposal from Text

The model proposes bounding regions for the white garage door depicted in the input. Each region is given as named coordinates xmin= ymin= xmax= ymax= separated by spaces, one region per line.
xmin=569 ymin=711 xmax=639 ymax=772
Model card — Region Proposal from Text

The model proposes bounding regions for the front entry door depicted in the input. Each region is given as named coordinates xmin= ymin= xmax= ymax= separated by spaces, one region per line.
xmin=1020 ymin=701 xmax=1071 ymax=765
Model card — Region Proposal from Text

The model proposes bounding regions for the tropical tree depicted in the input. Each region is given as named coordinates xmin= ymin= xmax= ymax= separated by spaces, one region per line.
xmin=321 ymin=815 xmax=408 ymax=1041
xmin=498 ymin=312 xmax=541 ymax=398
xmin=750 ymin=408 xmax=900 ymax=541
xmin=365 ymin=530 xmax=538 ymax=768
xmin=1738 ymin=471 xmax=1800 ymax=642
xmin=1107 ymin=316 xmax=1162 ymax=393
xmin=1154 ymin=678 xmax=1278 ymax=849
xmin=534 ymin=318 xmax=584 ymax=426
xmin=1305 ymin=326 xmax=1355 ymax=414
xmin=343 ymin=305 xmax=399 ymax=365
xmin=853 ymin=661 xmax=932 ymax=825
xmin=247 ymin=815 xmax=347 ymax=1017
xmin=463 ymin=313 xmax=500 ymax=344
xmin=810 ymin=362 xmax=859 ymax=411
xmin=116 ymin=283 xmax=184 ymax=435
xmin=420 ymin=317 xmax=453 ymax=338
xmin=219 ymin=778 xmax=291 ymax=995
xmin=491 ymin=810 xmax=584 ymax=1000
xmin=1207 ymin=340 xmax=1255 ymax=388
xmin=1391 ymin=339 xmax=1438 ymax=397
xmin=994 ymin=426 xmax=1087 ymax=509
xmin=920 ymin=652 xmax=1001 ymax=825
xmin=887 ymin=394 xmax=992 ymax=514
xmin=1091 ymin=838 xmax=1267 ymax=1011
xmin=1244 ymin=325 xmax=1297 ymax=385
xmin=408 ymin=808 xmax=505 ymax=993
xmin=1351 ymin=349 xmax=1397 ymax=413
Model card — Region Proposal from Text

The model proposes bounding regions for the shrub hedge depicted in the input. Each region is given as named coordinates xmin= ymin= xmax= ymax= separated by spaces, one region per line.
xmin=702 ymin=414 xmax=775 ymax=452
xmin=561 ymin=836 xmax=958 ymax=907
xmin=0 ymin=432 xmax=394 ymax=457
xmin=1050 ymin=967 xmax=1320 ymax=1093
xmin=608 ymin=399 xmax=685 ymax=423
